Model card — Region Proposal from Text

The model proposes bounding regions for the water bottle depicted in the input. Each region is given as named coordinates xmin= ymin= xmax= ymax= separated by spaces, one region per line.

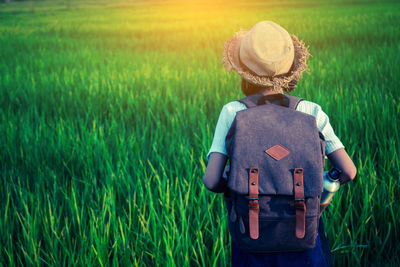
xmin=320 ymin=167 xmax=342 ymax=205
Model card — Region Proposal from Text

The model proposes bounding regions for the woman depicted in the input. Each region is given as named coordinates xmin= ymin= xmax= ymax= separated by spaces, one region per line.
xmin=203 ymin=21 xmax=357 ymax=267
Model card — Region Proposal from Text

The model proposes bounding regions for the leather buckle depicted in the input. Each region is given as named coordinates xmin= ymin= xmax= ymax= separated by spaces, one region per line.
xmin=295 ymin=199 xmax=306 ymax=211
xmin=248 ymin=199 xmax=259 ymax=211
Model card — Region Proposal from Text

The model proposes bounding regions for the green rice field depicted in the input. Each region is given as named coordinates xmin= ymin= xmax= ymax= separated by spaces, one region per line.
xmin=0 ymin=0 xmax=399 ymax=266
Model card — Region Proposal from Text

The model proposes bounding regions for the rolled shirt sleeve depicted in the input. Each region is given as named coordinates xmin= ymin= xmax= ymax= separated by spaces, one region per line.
xmin=207 ymin=102 xmax=247 ymax=159
xmin=297 ymin=101 xmax=344 ymax=155
xmin=207 ymin=105 xmax=231 ymax=159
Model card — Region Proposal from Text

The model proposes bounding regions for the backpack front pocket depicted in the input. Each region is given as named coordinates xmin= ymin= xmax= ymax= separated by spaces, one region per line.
xmin=227 ymin=195 xmax=320 ymax=253
xmin=229 ymin=215 xmax=319 ymax=253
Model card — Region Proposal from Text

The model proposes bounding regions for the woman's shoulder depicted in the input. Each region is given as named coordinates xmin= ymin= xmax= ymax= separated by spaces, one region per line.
xmin=296 ymin=99 xmax=324 ymax=117
xmin=221 ymin=100 xmax=247 ymax=116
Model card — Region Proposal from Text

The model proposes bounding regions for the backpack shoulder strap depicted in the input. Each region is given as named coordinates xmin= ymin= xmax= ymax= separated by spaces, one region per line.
xmin=238 ymin=94 xmax=261 ymax=108
xmin=239 ymin=94 xmax=303 ymax=109
xmin=285 ymin=95 xmax=303 ymax=110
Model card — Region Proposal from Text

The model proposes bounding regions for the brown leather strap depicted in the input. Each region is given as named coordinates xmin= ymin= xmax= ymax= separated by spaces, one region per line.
xmin=249 ymin=168 xmax=259 ymax=239
xmin=294 ymin=168 xmax=306 ymax=239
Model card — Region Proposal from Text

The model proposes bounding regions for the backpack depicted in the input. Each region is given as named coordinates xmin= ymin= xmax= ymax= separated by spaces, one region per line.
xmin=224 ymin=93 xmax=326 ymax=253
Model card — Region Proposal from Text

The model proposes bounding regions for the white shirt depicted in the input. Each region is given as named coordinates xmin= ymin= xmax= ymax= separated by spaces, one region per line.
xmin=207 ymin=99 xmax=344 ymax=159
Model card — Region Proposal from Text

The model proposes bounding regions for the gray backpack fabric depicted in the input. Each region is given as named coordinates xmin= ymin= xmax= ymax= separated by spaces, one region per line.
xmin=224 ymin=93 xmax=326 ymax=253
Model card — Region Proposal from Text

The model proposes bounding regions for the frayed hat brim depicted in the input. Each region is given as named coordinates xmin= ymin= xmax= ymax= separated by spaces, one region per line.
xmin=222 ymin=29 xmax=310 ymax=93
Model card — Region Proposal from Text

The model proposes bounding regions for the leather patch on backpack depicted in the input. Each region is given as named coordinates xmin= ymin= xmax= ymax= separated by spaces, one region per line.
xmin=265 ymin=144 xmax=290 ymax=161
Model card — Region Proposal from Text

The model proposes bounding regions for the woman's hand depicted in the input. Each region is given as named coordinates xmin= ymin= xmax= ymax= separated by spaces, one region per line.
xmin=327 ymin=148 xmax=357 ymax=184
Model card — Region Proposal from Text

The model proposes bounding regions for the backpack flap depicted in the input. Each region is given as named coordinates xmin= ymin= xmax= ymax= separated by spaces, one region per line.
xmin=225 ymin=104 xmax=324 ymax=198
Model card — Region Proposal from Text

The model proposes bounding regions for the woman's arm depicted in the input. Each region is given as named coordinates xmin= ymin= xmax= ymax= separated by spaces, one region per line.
xmin=203 ymin=152 xmax=228 ymax=193
xmin=327 ymin=147 xmax=357 ymax=184
xmin=203 ymin=148 xmax=356 ymax=192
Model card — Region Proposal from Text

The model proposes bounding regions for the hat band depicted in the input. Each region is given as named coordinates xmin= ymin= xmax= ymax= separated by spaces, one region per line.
xmin=238 ymin=52 xmax=296 ymax=80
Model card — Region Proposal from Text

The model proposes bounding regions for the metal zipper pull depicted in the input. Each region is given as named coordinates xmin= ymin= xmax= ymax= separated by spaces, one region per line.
xmin=239 ymin=216 xmax=245 ymax=234
xmin=230 ymin=202 xmax=237 ymax=222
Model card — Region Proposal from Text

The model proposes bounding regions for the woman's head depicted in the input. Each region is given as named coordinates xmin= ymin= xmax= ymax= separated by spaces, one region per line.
xmin=241 ymin=79 xmax=277 ymax=96
xmin=222 ymin=21 xmax=309 ymax=94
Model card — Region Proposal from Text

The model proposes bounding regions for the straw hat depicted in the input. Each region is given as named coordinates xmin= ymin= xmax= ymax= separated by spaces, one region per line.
xmin=222 ymin=21 xmax=310 ymax=93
